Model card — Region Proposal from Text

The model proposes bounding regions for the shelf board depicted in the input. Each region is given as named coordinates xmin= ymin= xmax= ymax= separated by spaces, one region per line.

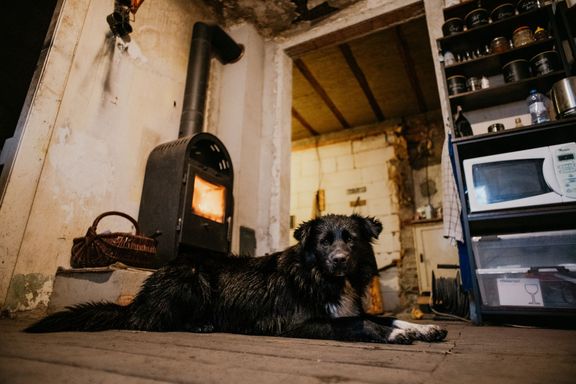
xmin=448 ymin=70 xmax=566 ymax=111
xmin=452 ymin=115 xmax=576 ymax=145
xmin=480 ymin=307 xmax=576 ymax=316
xmin=443 ymin=38 xmax=557 ymax=78
xmin=466 ymin=203 xmax=576 ymax=235
xmin=439 ymin=5 xmax=553 ymax=53
xmin=467 ymin=203 xmax=576 ymax=222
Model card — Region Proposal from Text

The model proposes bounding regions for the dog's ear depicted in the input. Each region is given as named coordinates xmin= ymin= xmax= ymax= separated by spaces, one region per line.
xmin=294 ymin=219 xmax=316 ymax=246
xmin=353 ymin=215 xmax=382 ymax=240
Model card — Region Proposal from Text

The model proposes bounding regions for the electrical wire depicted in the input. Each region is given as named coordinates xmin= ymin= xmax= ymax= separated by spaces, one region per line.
xmin=430 ymin=271 xmax=471 ymax=322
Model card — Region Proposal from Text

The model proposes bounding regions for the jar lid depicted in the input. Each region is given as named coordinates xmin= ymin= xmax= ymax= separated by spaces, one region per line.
xmin=492 ymin=3 xmax=514 ymax=11
xmin=465 ymin=8 xmax=488 ymax=17
xmin=444 ymin=17 xmax=463 ymax=23
xmin=513 ymin=26 xmax=531 ymax=34
xmin=502 ymin=59 xmax=529 ymax=67
xmin=491 ymin=36 xmax=508 ymax=43
xmin=529 ymin=50 xmax=558 ymax=62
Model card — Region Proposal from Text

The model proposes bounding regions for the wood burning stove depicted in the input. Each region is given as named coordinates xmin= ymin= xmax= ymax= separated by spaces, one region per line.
xmin=138 ymin=134 xmax=233 ymax=264
xmin=138 ymin=22 xmax=243 ymax=267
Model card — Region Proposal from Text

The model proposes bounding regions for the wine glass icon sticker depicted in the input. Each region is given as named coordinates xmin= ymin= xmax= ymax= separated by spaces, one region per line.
xmin=524 ymin=283 xmax=541 ymax=305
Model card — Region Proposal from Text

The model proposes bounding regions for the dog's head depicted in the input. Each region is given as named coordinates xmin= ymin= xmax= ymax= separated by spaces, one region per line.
xmin=294 ymin=214 xmax=382 ymax=277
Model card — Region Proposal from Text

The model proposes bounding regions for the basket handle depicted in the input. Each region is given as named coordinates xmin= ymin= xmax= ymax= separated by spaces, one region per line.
xmin=91 ymin=211 xmax=141 ymax=235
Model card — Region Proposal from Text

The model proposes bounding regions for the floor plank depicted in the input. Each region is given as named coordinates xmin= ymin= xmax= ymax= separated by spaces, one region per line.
xmin=0 ymin=357 xmax=170 ymax=384
xmin=1 ymin=318 xmax=575 ymax=384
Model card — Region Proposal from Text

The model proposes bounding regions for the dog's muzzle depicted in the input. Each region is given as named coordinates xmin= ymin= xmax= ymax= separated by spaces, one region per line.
xmin=328 ymin=252 xmax=349 ymax=276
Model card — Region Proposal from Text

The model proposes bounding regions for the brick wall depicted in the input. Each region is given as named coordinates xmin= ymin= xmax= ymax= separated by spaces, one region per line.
xmin=290 ymin=124 xmax=415 ymax=312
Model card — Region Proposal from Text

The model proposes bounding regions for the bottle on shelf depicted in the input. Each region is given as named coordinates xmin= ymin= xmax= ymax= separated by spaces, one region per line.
xmin=454 ymin=105 xmax=474 ymax=137
xmin=526 ymin=89 xmax=551 ymax=125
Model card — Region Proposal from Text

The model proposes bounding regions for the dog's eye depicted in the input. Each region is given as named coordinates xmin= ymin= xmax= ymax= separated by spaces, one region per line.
xmin=342 ymin=231 xmax=354 ymax=244
xmin=320 ymin=238 xmax=331 ymax=246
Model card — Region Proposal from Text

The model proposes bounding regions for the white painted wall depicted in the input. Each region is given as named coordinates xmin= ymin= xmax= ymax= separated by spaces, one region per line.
xmin=0 ymin=0 xmax=259 ymax=310
xmin=206 ymin=23 xmax=292 ymax=256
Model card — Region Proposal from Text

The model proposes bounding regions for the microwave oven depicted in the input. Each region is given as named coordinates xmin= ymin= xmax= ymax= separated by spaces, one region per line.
xmin=463 ymin=142 xmax=576 ymax=212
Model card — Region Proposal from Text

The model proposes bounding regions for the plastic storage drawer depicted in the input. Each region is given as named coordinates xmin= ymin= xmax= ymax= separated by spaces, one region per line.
xmin=471 ymin=230 xmax=576 ymax=270
xmin=476 ymin=267 xmax=576 ymax=308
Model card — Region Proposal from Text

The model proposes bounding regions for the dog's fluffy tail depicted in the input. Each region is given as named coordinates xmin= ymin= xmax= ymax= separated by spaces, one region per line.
xmin=24 ymin=302 xmax=129 ymax=333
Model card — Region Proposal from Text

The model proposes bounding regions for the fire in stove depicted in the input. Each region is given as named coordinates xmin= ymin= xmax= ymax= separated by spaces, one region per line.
xmin=192 ymin=175 xmax=226 ymax=223
xmin=138 ymin=134 xmax=234 ymax=266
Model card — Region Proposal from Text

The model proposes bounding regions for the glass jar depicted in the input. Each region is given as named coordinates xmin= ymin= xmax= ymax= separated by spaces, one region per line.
xmin=491 ymin=36 xmax=510 ymax=53
xmin=512 ymin=26 xmax=534 ymax=48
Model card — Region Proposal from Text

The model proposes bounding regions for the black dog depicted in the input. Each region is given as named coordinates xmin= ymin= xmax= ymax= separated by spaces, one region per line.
xmin=25 ymin=214 xmax=447 ymax=344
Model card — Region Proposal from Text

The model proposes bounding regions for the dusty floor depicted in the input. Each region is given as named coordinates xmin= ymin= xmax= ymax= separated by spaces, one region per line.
xmin=0 ymin=316 xmax=575 ymax=384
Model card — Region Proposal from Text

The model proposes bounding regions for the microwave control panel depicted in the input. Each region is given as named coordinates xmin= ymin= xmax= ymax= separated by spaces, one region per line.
xmin=552 ymin=142 xmax=576 ymax=199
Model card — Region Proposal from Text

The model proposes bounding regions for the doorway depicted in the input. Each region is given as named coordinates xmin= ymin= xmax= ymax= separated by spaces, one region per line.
xmin=285 ymin=4 xmax=445 ymax=312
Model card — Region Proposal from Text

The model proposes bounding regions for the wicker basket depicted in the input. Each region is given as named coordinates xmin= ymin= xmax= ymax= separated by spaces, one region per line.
xmin=71 ymin=211 xmax=158 ymax=269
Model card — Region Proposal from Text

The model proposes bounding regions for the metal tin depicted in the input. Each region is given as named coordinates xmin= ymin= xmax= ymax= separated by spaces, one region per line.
xmin=490 ymin=3 xmax=515 ymax=22
xmin=530 ymin=51 xmax=560 ymax=76
xmin=550 ymin=76 xmax=576 ymax=118
xmin=467 ymin=77 xmax=482 ymax=91
xmin=502 ymin=59 xmax=531 ymax=82
xmin=491 ymin=36 xmax=510 ymax=53
xmin=487 ymin=123 xmax=505 ymax=132
xmin=517 ymin=0 xmax=540 ymax=14
xmin=447 ymin=75 xmax=467 ymax=95
xmin=442 ymin=18 xmax=464 ymax=36
xmin=465 ymin=8 xmax=489 ymax=29
xmin=512 ymin=26 xmax=534 ymax=47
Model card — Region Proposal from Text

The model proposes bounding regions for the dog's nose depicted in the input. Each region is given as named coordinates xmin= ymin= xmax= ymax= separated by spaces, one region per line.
xmin=331 ymin=254 xmax=347 ymax=265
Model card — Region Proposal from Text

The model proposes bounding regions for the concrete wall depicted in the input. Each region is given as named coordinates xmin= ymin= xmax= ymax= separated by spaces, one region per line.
xmin=0 ymin=0 xmax=216 ymax=310
xmin=0 ymin=0 xmax=282 ymax=311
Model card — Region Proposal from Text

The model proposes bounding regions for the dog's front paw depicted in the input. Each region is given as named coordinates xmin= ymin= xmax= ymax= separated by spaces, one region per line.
xmin=392 ymin=320 xmax=447 ymax=342
xmin=386 ymin=329 xmax=414 ymax=344
xmin=415 ymin=324 xmax=447 ymax=342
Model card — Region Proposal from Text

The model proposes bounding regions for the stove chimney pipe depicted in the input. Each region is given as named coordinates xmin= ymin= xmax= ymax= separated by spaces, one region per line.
xmin=179 ymin=22 xmax=244 ymax=138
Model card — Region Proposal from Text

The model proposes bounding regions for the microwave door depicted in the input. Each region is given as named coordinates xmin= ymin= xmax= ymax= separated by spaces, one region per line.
xmin=468 ymin=158 xmax=563 ymax=212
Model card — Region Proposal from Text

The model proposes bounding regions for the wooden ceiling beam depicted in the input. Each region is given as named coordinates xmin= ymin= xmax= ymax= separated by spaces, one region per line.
xmin=338 ymin=43 xmax=384 ymax=122
xmin=285 ymin=2 xmax=425 ymax=58
xmin=293 ymin=58 xmax=351 ymax=129
xmin=393 ymin=25 xmax=426 ymax=113
xmin=292 ymin=107 xmax=319 ymax=136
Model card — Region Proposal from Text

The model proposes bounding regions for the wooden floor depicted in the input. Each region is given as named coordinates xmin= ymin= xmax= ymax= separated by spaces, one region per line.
xmin=1 ymin=316 xmax=575 ymax=384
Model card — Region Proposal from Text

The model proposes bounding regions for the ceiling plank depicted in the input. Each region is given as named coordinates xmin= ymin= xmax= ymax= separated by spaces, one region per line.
xmin=293 ymin=58 xmax=351 ymax=129
xmin=393 ymin=25 xmax=426 ymax=113
xmin=285 ymin=2 xmax=425 ymax=58
xmin=292 ymin=107 xmax=319 ymax=136
xmin=338 ymin=43 xmax=384 ymax=122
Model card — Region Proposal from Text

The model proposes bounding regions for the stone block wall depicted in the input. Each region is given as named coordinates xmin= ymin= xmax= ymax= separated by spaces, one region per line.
xmin=290 ymin=124 xmax=417 ymax=312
